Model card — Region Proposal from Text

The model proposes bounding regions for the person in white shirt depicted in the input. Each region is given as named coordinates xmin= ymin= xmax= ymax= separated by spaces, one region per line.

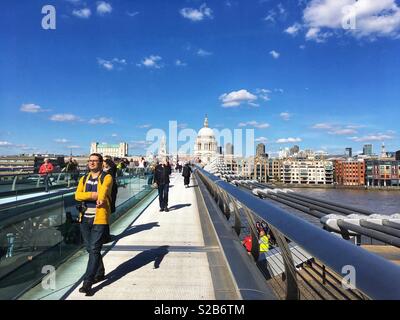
xmin=138 ymin=157 xmax=145 ymax=168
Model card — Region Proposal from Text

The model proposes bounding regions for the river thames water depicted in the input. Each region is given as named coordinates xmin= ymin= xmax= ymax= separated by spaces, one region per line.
xmin=294 ymin=189 xmax=400 ymax=216
xmin=264 ymin=188 xmax=400 ymax=228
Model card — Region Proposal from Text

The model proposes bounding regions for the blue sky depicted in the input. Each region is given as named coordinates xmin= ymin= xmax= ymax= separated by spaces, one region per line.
xmin=1 ymin=0 xmax=400 ymax=156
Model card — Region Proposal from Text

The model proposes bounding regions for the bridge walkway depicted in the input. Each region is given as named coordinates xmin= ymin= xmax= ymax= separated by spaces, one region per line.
xmin=64 ymin=173 xmax=238 ymax=300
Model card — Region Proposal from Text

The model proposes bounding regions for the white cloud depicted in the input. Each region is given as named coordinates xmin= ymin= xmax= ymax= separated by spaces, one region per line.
xmin=138 ymin=55 xmax=163 ymax=69
xmin=97 ymin=58 xmax=113 ymax=70
xmin=303 ymin=0 xmax=400 ymax=41
xmin=54 ymin=138 xmax=69 ymax=143
xmin=97 ymin=1 xmax=112 ymax=15
xmin=256 ymin=137 xmax=269 ymax=143
xmin=269 ymin=50 xmax=280 ymax=59
xmin=178 ymin=123 xmax=188 ymax=129
xmin=349 ymin=134 xmax=394 ymax=142
xmin=329 ymin=128 xmax=357 ymax=135
xmin=313 ymin=123 xmax=365 ymax=135
xmin=264 ymin=10 xmax=276 ymax=23
xmin=0 ymin=141 xmax=13 ymax=147
xmin=276 ymin=137 xmax=302 ymax=143
xmin=175 ymin=59 xmax=188 ymax=67
xmin=346 ymin=124 xmax=367 ymax=129
xmin=219 ymin=89 xmax=258 ymax=108
xmin=127 ymin=11 xmax=139 ymax=17
xmin=180 ymin=3 xmax=213 ymax=22
xmin=131 ymin=140 xmax=152 ymax=149
xmin=305 ymin=27 xmax=332 ymax=42
xmin=264 ymin=3 xmax=287 ymax=23
xmin=256 ymin=88 xmax=271 ymax=101
xmin=72 ymin=8 xmax=91 ymax=18
xmin=238 ymin=121 xmax=270 ymax=129
xmin=111 ymin=133 xmax=118 ymax=137
xmin=89 ymin=117 xmax=114 ymax=125
xmin=312 ymin=123 xmax=334 ymax=129
xmin=68 ymin=145 xmax=82 ymax=149
xmin=197 ymin=49 xmax=213 ymax=56
xmin=285 ymin=23 xmax=302 ymax=35
xmin=280 ymin=112 xmax=291 ymax=120
xmin=20 ymin=103 xmax=47 ymax=113
xmin=50 ymin=114 xmax=81 ymax=122
xmin=274 ymin=88 xmax=284 ymax=93
xmin=137 ymin=124 xmax=152 ymax=129
xmin=20 ymin=145 xmax=38 ymax=151
xmin=113 ymin=58 xmax=126 ymax=64
xmin=277 ymin=3 xmax=286 ymax=15
xmin=97 ymin=58 xmax=127 ymax=71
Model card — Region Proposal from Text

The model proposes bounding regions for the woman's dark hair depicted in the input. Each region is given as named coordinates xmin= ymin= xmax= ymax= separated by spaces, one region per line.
xmin=104 ymin=158 xmax=117 ymax=177
xmin=104 ymin=158 xmax=115 ymax=168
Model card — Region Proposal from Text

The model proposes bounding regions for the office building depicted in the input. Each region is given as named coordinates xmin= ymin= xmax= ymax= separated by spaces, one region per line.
xmin=363 ymin=144 xmax=373 ymax=156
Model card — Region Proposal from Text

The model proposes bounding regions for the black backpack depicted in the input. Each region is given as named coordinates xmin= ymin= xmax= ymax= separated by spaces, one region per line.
xmin=82 ymin=172 xmax=118 ymax=213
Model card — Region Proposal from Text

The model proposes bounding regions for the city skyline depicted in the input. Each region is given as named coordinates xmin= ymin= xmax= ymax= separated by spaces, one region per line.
xmin=1 ymin=0 xmax=400 ymax=156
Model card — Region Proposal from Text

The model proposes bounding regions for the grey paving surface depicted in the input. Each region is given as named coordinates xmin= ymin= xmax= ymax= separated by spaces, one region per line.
xmin=67 ymin=173 xmax=216 ymax=300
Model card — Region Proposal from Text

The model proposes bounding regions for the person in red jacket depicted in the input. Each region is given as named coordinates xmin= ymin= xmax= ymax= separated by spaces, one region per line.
xmin=242 ymin=221 xmax=271 ymax=257
xmin=39 ymin=158 xmax=54 ymax=192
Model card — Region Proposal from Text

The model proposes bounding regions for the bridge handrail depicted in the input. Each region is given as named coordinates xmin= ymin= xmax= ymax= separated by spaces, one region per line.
xmin=0 ymin=189 xmax=75 ymax=212
xmin=195 ymin=166 xmax=400 ymax=300
xmin=0 ymin=170 xmax=152 ymax=211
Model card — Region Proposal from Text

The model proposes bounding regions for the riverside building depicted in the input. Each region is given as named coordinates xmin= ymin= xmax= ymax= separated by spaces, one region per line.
xmin=281 ymin=159 xmax=334 ymax=185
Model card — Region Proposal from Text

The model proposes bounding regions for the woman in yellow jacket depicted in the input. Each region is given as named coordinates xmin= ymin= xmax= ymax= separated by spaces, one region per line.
xmin=75 ymin=153 xmax=113 ymax=295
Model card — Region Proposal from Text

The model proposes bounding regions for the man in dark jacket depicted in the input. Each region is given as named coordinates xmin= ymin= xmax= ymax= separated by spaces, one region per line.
xmin=182 ymin=162 xmax=192 ymax=188
xmin=154 ymin=158 xmax=171 ymax=212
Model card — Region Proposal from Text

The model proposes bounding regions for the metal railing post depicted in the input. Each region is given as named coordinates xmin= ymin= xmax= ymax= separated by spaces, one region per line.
xmin=11 ymin=175 xmax=18 ymax=191
xmin=269 ymin=225 xmax=300 ymax=300
xmin=242 ymin=207 xmax=260 ymax=262
xmin=219 ymin=189 xmax=231 ymax=220
xmin=231 ymin=199 xmax=242 ymax=236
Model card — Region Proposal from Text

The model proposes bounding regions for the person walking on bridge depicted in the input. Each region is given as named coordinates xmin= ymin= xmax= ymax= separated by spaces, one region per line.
xmin=182 ymin=162 xmax=192 ymax=188
xmin=75 ymin=153 xmax=113 ymax=295
xmin=65 ymin=157 xmax=79 ymax=183
xmin=154 ymin=158 xmax=171 ymax=212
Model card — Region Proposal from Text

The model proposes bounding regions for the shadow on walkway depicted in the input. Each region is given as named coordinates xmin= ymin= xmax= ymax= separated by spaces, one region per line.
xmin=106 ymin=222 xmax=160 ymax=243
xmin=168 ymin=204 xmax=192 ymax=211
xmin=90 ymin=245 xmax=170 ymax=296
